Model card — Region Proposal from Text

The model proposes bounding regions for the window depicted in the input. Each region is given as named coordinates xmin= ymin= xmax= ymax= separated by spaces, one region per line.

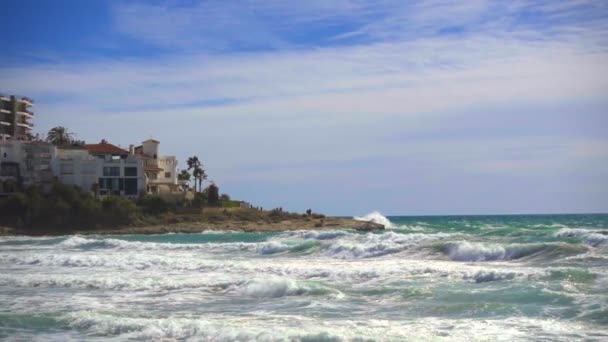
xmin=164 ymin=172 xmax=171 ymax=178
xmin=124 ymin=178 xmax=138 ymax=195
xmin=124 ymin=167 xmax=137 ymax=177
xmin=103 ymin=166 xmax=120 ymax=176
xmin=99 ymin=178 xmax=123 ymax=194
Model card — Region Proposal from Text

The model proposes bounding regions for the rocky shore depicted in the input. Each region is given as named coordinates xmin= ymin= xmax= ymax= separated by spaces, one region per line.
xmin=0 ymin=209 xmax=384 ymax=236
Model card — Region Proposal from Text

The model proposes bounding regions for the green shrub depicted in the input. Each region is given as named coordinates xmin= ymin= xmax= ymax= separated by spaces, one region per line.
xmin=137 ymin=195 xmax=170 ymax=215
xmin=207 ymin=184 xmax=220 ymax=206
xmin=101 ymin=196 xmax=139 ymax=225
xmin=192 ymin=192 xmax=207 ymax=207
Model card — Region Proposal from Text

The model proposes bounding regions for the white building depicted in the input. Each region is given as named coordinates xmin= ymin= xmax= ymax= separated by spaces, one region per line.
xmin=0 ymin=140 xmax=55 ymax=195
xmin=134 ymin=139 xmax=179 ymax=194
xmin=52 ymin=146 xmax=98 ymax=193
xmin=85 ymin=140 xmax=146 ymax=198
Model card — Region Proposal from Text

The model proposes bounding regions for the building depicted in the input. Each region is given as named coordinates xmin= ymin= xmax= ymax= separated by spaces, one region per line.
xmin=0 ymin=94 xmax=34 ymax=140
xmin=52 ymin=145 xmax=98 ymax=193
xmin=0 ymin=140 xmax=55 ymax=195
xmin=134 ymin=139 xmax=178 ymax=194
xmin=85 ymin=140 xmax=146 ymax=198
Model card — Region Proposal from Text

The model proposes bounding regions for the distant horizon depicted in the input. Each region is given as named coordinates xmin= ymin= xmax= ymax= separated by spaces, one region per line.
xmin=1 ymin=0 xmax=606 ymax=215
xmin=342 ymin=211 xmax=608 ymax=219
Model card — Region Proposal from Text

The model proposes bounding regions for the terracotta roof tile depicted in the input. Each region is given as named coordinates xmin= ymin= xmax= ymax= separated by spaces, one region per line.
xmin=85 ymin=142 xmax=128 ymax=155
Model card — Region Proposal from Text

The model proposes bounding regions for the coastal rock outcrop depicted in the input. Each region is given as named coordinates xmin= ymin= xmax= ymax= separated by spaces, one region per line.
xmin=351 ymin=221 xmax=385 ymax=231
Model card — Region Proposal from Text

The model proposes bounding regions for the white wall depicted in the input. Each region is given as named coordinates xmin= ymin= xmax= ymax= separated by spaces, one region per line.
xmin=142 ymin=140 xmax=159 ymax=158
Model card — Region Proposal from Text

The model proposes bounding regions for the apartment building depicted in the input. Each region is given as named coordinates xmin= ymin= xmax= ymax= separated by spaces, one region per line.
xmin=0 ymin=94 xmax=34 ymax=140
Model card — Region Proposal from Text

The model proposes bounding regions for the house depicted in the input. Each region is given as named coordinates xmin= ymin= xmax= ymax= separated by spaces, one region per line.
xmin=0 ymin=140 xmax=55 ymax=195
xmin=52 ymin=145 xmax=98 ymax=193
xmin=85 ymin=140 xmax=146 ymax=198
xmin=134 ymin=139 xmax=179 ymax=194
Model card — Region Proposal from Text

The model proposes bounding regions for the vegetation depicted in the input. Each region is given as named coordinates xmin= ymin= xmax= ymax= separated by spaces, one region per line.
xmin=178 ymin=170 xmax=191 ymax=191
xmin=186 ymin=156 xmax=207 ymax=192
xmin=0 ymin=183 xmax=143 ymax=232
xmin=46 ymin=126 xmax=74 ymax=146
xmin=0 ymin=182 xmax=318 ymax=235
xmin=137 ymin=195 xmax=170 ymax=215
xmin=207 ymin=183 xmax=220 ymax=206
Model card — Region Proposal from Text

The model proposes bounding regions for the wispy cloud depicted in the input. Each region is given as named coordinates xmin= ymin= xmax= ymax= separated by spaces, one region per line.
xmin=1 ymin=0 xmax=607 ymax=213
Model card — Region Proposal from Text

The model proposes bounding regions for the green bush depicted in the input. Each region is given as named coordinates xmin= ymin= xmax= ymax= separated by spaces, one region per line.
xmin=207 ymin=184 xmax=220 ymax=206
xmin=101 ymin=196 xmax=139 ymax=225
xmin=192 ymin=192 xmax=207 ymax=207
xmin=221 ymin=200 xmax=241 ymax=208
xmin=137 ymin=195 xmax=170 ymax=215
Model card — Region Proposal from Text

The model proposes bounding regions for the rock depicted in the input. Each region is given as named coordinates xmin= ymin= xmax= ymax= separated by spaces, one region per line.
xmin=352 ymin=220 xmax=385 ymax=231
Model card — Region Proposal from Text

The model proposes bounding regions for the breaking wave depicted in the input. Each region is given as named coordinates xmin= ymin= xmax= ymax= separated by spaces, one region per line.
xmin=354 ymin=211 xmax=395 ymax=228
xmin=554 ymin=228 xmax=608 ymax=246
xmin=228 ymin=277 xmax=337 ymax=298
xmin=440 ymin=241 xmax=587 ymax=262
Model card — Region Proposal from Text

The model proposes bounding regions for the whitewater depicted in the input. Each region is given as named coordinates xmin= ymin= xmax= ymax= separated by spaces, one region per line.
xmin=1 ymin=214 xmax=607 ymax=341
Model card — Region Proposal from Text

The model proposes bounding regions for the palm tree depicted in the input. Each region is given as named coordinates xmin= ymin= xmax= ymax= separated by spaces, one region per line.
xmin=46 ymin=126 xmax=73 ymax=146
xmin=187 ymin=156 xmax=207 ymax=192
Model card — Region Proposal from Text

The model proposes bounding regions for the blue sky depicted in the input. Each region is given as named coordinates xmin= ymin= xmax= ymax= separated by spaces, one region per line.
xmin=1 ymin=0 xmax=607 ymax=215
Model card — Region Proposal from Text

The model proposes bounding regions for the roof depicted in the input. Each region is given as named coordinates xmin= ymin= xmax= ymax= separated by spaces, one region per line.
xmin=85 ymin=142 xmax=128 ymax=155
xmin=143 ymin=139 xmax=160 ymax=143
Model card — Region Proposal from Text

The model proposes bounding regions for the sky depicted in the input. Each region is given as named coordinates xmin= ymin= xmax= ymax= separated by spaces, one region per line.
xmin=1 ymin=0 xmax=607 ymax=216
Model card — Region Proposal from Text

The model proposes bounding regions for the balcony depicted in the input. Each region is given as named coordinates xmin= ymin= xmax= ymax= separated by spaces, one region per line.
xmin=21 ymin=97 xmax=34 ymax=105
xmin=17 ymin=110 xmax=34 ymax=118
xmin=16 ymin=121 xmax=33 ymax=129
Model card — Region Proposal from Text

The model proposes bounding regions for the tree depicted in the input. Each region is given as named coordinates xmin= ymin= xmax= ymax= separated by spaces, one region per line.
xmin=207 ymin=183 xmax=220 ymax=206
xmin=46 ymin=126 xmax=74 ymax=146
xmin=220 ymin=193 xmax=230 ymax=201
xmin=187 ymin=156 xmax=207 ymax=192
xmin=178 ymin=169 xmax=191 ymax=191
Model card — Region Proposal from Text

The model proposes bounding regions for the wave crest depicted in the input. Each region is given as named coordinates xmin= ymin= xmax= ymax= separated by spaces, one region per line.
xmin=440 ymin=241 xmax=582 ymax=262
xmin=554 ymin=228 xmax=608 ymax=246
xmin=354 ymin=211 xmax=395 ymax=228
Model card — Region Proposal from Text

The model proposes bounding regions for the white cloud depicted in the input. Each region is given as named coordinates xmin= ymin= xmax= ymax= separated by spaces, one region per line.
xmin=1 ymin=0 xmax=607 ymax=213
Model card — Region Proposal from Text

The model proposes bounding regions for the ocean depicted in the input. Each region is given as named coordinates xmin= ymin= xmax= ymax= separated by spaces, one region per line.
xmin=0 ymin=213 xmax=607 ymax=341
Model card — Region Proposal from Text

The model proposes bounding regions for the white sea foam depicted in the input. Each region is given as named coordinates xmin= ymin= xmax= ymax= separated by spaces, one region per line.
xmin=59 ymin=312 xmax=607 ymax=341
xmin=443 ymin=241 xmax=551 ymax=262
xmin=462 ymin=270 xmax=518 ymax=283
xmin=259 ymin=241 xmax=290 ymax=255
xmin=354 ymin=211 xmax=396 ymax=228
xmin=228 ymin=277 xmax=338 ymax=298
xmin=555 ymin=228 xmax=608 ymax=246
xmin=324 ymin=231 xmax=450 ymax=259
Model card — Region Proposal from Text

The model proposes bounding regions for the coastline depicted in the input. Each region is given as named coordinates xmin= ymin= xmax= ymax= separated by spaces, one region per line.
xmin=0 ymin=216 xmax=384 ymax=236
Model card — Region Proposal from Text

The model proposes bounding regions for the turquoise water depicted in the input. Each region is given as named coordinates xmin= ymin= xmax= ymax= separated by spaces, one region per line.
xmin=0 ymin=213 xmax=607 ymax=340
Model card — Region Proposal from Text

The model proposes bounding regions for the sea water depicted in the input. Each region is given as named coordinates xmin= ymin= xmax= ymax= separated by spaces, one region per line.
xmin=0 ymin=214 xmax=607 ymax=341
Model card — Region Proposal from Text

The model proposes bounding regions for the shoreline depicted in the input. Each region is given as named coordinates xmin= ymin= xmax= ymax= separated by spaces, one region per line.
xmin=0 ymin=217 xmax=384 ymax=237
